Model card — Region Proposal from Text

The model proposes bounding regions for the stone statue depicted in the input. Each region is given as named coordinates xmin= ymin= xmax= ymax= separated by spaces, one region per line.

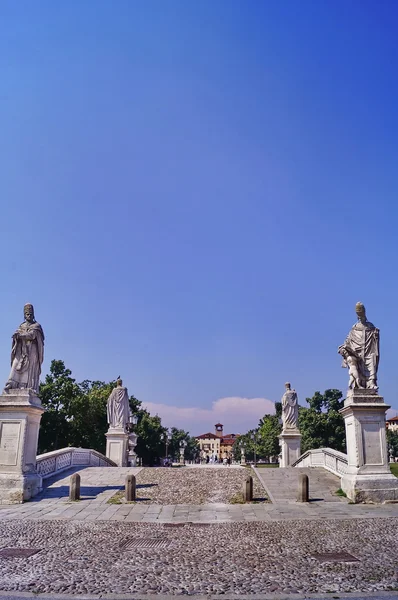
xmin=338 ymin=302 xmax=379 ymax=390
xmin=4 ymin=304 xmax=44 ymax=394
xmin=281 ymin=382 xmax=299 ymax=431
xmin=107 ymin=378 xmax=130 ymax=429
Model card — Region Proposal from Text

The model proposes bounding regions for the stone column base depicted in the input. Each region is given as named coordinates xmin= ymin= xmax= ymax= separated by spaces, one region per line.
xmin=341 ymin=473 xmax=398 ymax=503
xmin=105 ymin=428 xmax=129 ymax=467
xmin=0 ymin=473 xmax=42 ymax=504
xmin=0 ymin=390 xmax=44 ymax=504
xmin=279 ymin=431 xmax=302 ymax=468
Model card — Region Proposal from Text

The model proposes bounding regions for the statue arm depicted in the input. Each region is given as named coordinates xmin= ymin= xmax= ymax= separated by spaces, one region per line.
xmin=10 ymin=335 xmax=18 ymax=366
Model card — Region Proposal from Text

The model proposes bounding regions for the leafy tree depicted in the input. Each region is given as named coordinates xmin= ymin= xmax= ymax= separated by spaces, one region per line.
xmin=232 ymin=429 xmax=258 ymax=462
xmin=257 ymin=414 xmax=281 ymax=457
xmin=299 ymin=389 xmax=346 ymax=453
xmin=38 ymin=360 xmax=81 ymax=453
xmin=387 ymin=430 xmax=398 ymax=459
xmin=135 ymin=412 xmax=165 ymax=466
xmin=167 ymin=427 xmax=199 ymax=461
xmin=69 ymin=379 xmax=115 ymax=454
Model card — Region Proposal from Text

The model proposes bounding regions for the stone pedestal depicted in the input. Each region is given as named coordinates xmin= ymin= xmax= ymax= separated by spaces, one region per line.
xmin=279 ymin=430 xmax=302 ymax=468
xmin=340 ymin=388 xmax=398 ymax=503
xmin=127 ymin=432 xmax=138 ymax=467
xmin=240 ymin=451 xmax=246 ymax=466
xmin=0 ymin=390 xmax=45 ymax=503
xmin=179 ymin=448 xmax=185 ymax=466
xmin=105 ymin=428 xmax=129 ymax=467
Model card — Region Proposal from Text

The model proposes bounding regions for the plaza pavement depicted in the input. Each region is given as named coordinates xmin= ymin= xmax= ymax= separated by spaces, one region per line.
xmin=1 ymin=467 xmax=398 ymax=596
xmin=0 ymin=465 xmax=398 ymax=522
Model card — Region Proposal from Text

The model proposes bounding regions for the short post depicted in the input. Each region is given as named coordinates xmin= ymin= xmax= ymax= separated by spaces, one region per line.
xmin=69 ymin=473 xmax=81 ymax=501
xmin=297 ymin=473 xmax=309 ymax=502
xmin=125 ymin=474 xmax=136 ymax=501
xmin=243 ymin=475 xmax=253 ymax=502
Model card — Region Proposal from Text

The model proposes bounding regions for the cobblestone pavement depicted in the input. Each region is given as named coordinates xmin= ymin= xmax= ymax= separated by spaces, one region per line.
xmin=0 ymin=518 xmax=398 ymax=595
xmin=127 ymin=465 xmax=267 ymax=504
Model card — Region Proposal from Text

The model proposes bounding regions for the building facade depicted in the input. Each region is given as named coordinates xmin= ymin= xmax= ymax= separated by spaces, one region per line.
xmin=196 ymin=423 xmax=239 ymax=461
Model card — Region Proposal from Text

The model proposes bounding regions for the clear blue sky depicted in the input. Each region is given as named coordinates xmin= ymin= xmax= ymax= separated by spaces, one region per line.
xmin=1 ymin=0 xmax=397 ymax=434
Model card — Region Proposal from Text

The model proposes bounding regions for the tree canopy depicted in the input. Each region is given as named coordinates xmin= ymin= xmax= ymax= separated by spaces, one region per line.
xmin=299 ymin=389 xmax=346 ymax=453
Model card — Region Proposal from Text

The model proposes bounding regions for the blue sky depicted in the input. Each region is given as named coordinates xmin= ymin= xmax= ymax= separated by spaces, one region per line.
xmin=1 ymin=1 xmax=397 ymax=435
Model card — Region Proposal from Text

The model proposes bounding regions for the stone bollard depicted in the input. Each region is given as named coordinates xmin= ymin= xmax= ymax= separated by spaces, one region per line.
xmin=297 ymin=473 xmax=309 ymax=502
xmin=69 ymin=473 xmax=81 ymax=501
xmin=125 ymin=474 xmax=136 ymax=502
xmin=243 ymin=475 xmax=253 ymax=502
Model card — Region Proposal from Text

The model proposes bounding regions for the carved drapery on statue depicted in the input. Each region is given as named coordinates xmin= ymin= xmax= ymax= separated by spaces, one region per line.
xmin=4 ymin=304 xmax=44 ymax=394
xmin=107 ymin=379 xmax=130 ymax=429
xmin=281 ymin=383 xmax=299 ymax=431
xmin=338 ymin=302 xmax=379 ymax=390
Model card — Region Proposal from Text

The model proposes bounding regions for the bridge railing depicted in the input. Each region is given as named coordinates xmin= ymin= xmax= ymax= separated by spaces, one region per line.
xmin=291 ymin=447 xmax=348 ymax=477
xmin=36 ymin=447 xmax=116 ymax=479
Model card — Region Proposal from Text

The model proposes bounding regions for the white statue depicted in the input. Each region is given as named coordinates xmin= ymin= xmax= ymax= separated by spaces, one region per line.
xmin=338 ymin=302 xmax=379 ymax=390
xmin=281 ymin=382 xmax=299 ymax=431
xmin=4 ymin=303 xmax=44 ymax=394
xmin=107 ymin=378 xmax=130 ymax=429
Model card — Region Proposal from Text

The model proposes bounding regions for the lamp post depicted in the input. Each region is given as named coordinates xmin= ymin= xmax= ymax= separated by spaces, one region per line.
xmin=251 ymin=432 xmax=257 ymax=467
xmin=239 ymin=441 xmax=246 ymax=466
xmin=179 ymin=439 xmax=187 ymax=465
xmin=127 ymin=412 xmax=138 ymax=466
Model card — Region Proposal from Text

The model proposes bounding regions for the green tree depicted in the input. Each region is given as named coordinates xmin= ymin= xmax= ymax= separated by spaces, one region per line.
xmin=387 ymin=430 xmax=398 ymax=459
xmin=69 ymin=379 xmax=115 ymax=453
xmin=299 ymin=389 xmax=346 ymax=454
xmin=232 ymin=429 xmax=258 ymax=462
xmin=38 ymin=360 xmax=81 ymax=453
xmin=135 ymin=412 xmax=165 ymax=466
xmin=257 ymin=414 xmax=281 ymax=457
xmin=167 ymin=428 xmax=199 ymax=462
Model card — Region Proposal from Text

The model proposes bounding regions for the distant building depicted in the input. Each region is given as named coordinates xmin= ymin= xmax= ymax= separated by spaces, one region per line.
xmin=195 ymin=423 xmax=239 ymax=460
xmin=387 ymin=416 xmax=398 ymax=432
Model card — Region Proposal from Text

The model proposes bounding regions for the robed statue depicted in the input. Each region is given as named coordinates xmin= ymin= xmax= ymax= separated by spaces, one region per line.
xmin=4 ymin=304 xmax=44 ymax=394
xmin=338 ymin=302 xmax=379 ymax=390
xmin=281 ymin=382 xmax=299 ymax=431
xmin=107 ymin=378 xmax=130 ymax=429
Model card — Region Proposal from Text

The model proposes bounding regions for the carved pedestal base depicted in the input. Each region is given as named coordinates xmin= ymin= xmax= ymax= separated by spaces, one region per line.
xmin=105 ymin=428 xmax=129 ymax=467
xmin=279 ymin=430 xmax=302 ymax=468
xmin=340 ymin=389 xmax=398 ymax=503
xmin=127 ymin=432 xmax=138 ymax=467
xmin=0 ymin=390 xmax=44 ymax=504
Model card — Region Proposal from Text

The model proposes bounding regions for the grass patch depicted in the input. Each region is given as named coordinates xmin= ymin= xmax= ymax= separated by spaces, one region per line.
xmin=335 ymin=488 xmax=347 ymax=497
xmin=229 ymin=492 xmax=245 ymax=504
xmin=390 ymin=463 xmax=398 ymax=477
xmin=107 ymin=490 xmax=135 ymax=505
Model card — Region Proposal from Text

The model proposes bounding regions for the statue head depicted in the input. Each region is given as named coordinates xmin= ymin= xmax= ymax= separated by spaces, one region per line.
xmin=355 ymin=302 xmax=366 ymax=323
xmin=24 ymin=303 xmax=35 ymax=324
xmin=285 ymin=382 xmax=291 ymax=390
xmin=116 ymin=377 xmax=123 ymax=387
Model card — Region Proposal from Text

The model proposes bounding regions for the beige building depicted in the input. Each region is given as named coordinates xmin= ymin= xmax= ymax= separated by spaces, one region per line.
xmin=387 ymin=416 xmax=398 ymax=432
xmin=196 ymin=423 xmax=239 ymax=461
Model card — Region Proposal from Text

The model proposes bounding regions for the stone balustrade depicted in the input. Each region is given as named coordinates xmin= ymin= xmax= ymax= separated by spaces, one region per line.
xmin=291 ymin=447 xmax=348 ymax=477
xmin=36 ymin=447 xmax=116 ymax=479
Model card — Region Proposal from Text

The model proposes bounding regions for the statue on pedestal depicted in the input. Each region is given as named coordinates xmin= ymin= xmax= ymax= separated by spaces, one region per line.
xmin=338 ymin=302 xmax=379 ymax=390
xmin=281 ymin=382 xmax=299 ymax=431
xmin=4 ymin=304 xmax=44 ymax=394
xmin=107 ymin=378 xmax=130 ymax=429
